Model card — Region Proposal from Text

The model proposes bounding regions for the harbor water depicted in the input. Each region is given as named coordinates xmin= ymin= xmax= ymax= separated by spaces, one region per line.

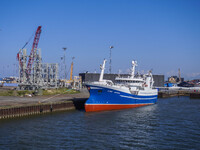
xmin=0 ymin=97 xmax=200 ymax=149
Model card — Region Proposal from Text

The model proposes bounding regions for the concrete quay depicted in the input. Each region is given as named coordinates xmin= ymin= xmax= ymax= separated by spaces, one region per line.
xmin=158 ymin=90 xmax=189 ymax=98
xmin=158 ymin=88 xmax=200 ymax=99
xmin=0 ymin=90 xmax=89 ymax=119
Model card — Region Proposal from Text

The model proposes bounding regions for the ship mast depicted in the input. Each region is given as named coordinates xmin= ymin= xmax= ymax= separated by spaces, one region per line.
xmin=131 ymin=60 xmax=137 ymax=78
xmin=99 ymin=59 xmax=106 ymax=82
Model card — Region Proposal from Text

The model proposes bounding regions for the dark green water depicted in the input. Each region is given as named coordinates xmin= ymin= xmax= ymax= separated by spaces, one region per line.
xmin=0 ymin=97 xmax=200 ymax=149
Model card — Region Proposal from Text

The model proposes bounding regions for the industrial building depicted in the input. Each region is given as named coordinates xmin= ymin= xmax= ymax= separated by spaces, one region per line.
xmin=79 ymin=73 xmax=164 ymax=87
xmin=168 ymin=76 xmax=184 ymax=83
xmin=167 ymin=69 xmax=184 ymax=83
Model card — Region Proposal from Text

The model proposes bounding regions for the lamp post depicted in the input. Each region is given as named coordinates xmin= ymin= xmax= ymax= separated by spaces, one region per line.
xmin=109 ymin=46 xmax=114 ymax=74
xmin=63 ymin=47 xmax=67 ymax=80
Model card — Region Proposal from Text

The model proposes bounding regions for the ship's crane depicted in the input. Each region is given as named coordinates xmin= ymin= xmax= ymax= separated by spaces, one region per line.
xmin=17 ymin=26 xmax=42 ymax=77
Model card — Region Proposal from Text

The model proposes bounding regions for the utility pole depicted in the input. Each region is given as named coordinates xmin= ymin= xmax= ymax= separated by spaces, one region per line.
xmin=109 ymin=46 xmax=114 ymax=74
xmin=63 ymin=47 xmax=67 ymax=80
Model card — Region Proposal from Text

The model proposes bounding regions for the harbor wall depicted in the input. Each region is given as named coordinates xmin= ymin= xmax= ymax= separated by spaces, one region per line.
xmin=158 ymin=89 xmax=200 ymax=98
xmin=0 ymin=99 xmax=87 ymax=119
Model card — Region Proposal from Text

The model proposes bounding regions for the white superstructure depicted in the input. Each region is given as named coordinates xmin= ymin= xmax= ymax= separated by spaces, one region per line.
xmin=116 ymin=60 xmax=154 ymax=88
xmin=89 ymin=59 xmax=157 ymax=96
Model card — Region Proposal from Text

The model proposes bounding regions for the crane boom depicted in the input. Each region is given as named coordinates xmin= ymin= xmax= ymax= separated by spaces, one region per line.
xmin=27 ymin=26 xmax=42 ymax=75
xmin=17 ymin=29 xmax=34 ymax=70
xmin=70 ymin=57 xmax=75 ymax=81
xmin=70 ymin=62 xmax=73 ymax=81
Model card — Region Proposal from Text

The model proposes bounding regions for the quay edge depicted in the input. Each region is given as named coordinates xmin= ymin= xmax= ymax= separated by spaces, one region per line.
xmin=0 ymin=98 xmax=87 ymax=120
xmin=190 ymin=93 xmax=200 ymax=99
xmin=158 ymin=89 xmax=200 ymax=98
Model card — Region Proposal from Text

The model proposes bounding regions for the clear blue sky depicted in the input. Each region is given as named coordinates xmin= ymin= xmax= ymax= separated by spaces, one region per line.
xmin=0 ymin=0 xmax=200 ymax=80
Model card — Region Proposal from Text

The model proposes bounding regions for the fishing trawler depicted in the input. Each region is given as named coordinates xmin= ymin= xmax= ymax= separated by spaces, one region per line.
xmin=85 ymin=59 xmax=158 ymax=112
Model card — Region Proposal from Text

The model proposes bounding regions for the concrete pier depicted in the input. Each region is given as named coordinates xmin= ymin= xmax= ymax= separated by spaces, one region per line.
xmin=190 ymin=93 xmax=200 ymax=99
xmin=158 ymin=88 xmax=200 ymax=98
xmin=158 ymin=90 xmax=190 ymax=98
xmin=0 ymin=90 xmax=89 ymax=119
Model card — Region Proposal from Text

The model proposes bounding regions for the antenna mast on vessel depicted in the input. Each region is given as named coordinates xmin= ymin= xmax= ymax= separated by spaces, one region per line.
xmin=131 ymin=60 xmax=137 ymax=78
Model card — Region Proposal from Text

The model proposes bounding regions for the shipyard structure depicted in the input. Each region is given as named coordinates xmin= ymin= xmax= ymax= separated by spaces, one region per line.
xmin=17 ymin=26 xmax=58 ymax=90
xmin=18 ymin=48 xmax=58 ymax=90
xmin=16 ymin=26 xmax=83 ymax=90
xmin=79 ymin=73 xmax=164 ymax=87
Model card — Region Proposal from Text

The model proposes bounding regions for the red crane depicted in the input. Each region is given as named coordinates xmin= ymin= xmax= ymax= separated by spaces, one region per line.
xmin=17 ymin=26 xmax=42 ymax=77
xmin=27 ymin=26 xmax=42 ymax=75
xmin=17 ymin=52 xmax=23 ymax=69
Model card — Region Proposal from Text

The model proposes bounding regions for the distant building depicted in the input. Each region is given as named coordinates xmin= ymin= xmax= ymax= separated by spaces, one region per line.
xmin=2 ymin=77 xmax=17 ymax=83
xmin=79 ymin=73 xmax=164 ymax=87
xmin=168 ymin=76 xmax=184 ymax=83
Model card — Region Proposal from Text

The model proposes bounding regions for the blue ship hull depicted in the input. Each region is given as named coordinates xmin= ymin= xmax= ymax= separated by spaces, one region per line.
xmin=85 ymin=84 xmax=158 ymax=112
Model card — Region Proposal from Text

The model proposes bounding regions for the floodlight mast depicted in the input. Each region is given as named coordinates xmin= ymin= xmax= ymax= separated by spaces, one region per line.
xmin=109 ymin=46 xmax=114 ymax=74
xmin=63 ymin=47 xmax=67 ymax=80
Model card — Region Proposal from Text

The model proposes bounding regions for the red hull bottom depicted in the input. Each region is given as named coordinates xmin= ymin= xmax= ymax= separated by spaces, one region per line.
xmin=85 ymin=104 xmax=153 ymax=112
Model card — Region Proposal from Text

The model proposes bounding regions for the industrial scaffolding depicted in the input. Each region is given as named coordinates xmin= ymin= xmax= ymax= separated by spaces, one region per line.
xmin=41 ymin=63 xmax=58 ymax=88
xmin=18 ymin=48 xmax=58 ymax=90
